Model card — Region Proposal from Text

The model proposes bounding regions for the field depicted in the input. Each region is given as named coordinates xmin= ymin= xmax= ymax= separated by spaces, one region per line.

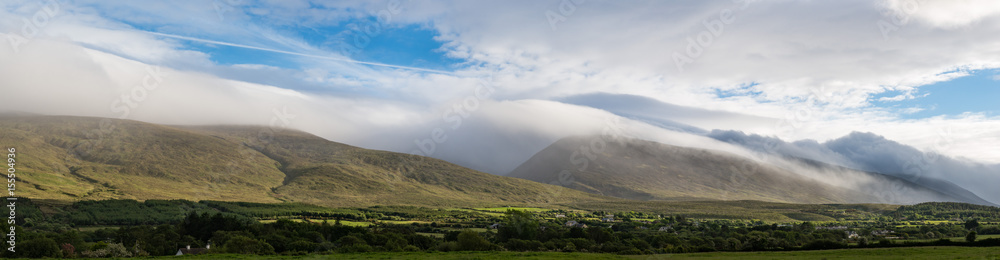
xmin=6 ymin=198 xmax=999 ymax=258
xmin=897 ymin=234 xmax=1000 ymax=243
xmin=651 ymin=247 xmax=1000 ymax=259
xmin=473 ymin=207 xmax=553 ymax=213
xmin=59 ymin=247 xmax=1000 ymax=259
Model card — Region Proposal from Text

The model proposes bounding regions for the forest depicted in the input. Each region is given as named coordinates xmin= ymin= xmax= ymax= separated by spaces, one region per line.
xmin=3 ymin=198 xmax=1000 ymax=258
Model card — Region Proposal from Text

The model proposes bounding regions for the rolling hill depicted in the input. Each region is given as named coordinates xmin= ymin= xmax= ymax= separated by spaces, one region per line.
xmin=0 ymin=115 xmax=606 ymax=207
xmin=507 ymin=136 xmax=986 ymax=205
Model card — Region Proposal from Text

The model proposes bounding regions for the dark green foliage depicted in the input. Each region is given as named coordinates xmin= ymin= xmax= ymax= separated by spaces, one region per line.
xmin=894 ymin=202 xmax=1000 ymax=221
xmin=456 ymin=230 xmax=494 ymax=251
xmin=6 ymin=197 xmax=1000 ymax=257
xmin=504 ymin=238 xmax=544 ymax=251
xmin=497 ymin=209 xmax=539 ymax=242
xmin=56 ymin=199 xmax=214 ymax=226
xmin=802 ymin=239 xmax=845 ymax=250
xmin=222 ymin=236 xmax=275 ymax=255
xmin=19 ymin=238 xmax=61 ymax=258
xmin=965 ymin=219 xmax=981 ymax=230
xmin=202 ymin=200 xmax=363 ymax=219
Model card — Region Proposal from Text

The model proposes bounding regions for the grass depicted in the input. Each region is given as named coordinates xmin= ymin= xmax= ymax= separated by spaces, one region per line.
xmin=339 ymin=220 xmax=376 ymax=227
xmin=6 ymin=115 xmax=917 ymax=224
xmin=896 ymin=234 xmax=1000 ymax=243
xmin=4 ymin=115 xmax=607 ymax=209
xmin=104 ymin=252 xmax=632 ymax=259
xmin=566 ymin=200 xmax=896 ymax=223
xmin=895 ymin=220 xmax=959 ymax=227
xmin=75 ymin=226 xmax=118 ymax=232
xmin=58 ymin=247 xmax=1000 ymax=259
xmin=637 ymin=246 xmax=1000 ymax=259
xmin=473 ymin=207 xmax=552 ymax=212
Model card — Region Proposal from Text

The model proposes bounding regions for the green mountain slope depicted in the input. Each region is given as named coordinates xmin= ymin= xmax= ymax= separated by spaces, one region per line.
xmin=507 ymin=136 xmax=971 ymax=204
xmin=1 ymin=115 xmax=605 ymax=207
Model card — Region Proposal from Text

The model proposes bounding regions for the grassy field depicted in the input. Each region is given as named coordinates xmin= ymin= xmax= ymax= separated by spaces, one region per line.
xmin=60 ymin=247 xmax=1000 ymax=259
xmin=644 ymin=246 xmax=1000 ymax=259
xmin=567 ymin=200 xmax=896 ymax=222
xmin=473 ymin=207 xmax=552 ymax=213
xmin=896 ymin=234 xmax=1000 ymax=243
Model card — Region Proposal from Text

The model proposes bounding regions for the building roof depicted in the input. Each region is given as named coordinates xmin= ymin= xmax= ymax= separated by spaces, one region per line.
xmin=177 ymin=248 xmax=208 ymax=255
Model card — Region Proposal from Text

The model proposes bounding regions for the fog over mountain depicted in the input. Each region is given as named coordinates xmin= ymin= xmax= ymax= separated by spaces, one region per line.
xmin=507 ymin=135 xmax=995 ymax=206
xmin=708 ymin=130 xmax=1000 ymax=205
xmin=557 ymin=93 xmax=778 ymax=135
xmin=1 ymin=0 xmax=999 ymax=207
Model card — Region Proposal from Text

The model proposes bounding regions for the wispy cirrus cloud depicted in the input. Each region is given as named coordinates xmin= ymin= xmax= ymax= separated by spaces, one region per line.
xmin=1 ymin=0 xmax=999 ymax=172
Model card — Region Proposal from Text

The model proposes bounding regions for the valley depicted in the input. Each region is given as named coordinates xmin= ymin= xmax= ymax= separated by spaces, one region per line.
xmin=2 ymin=115 xmax=998 ymax=258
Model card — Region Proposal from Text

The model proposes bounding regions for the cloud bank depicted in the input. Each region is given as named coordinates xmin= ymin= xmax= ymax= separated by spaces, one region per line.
xmin=708 ymin=130 xmax=1000 ymax=205
xmin=0 ymin=0 xmax=997 ymax=201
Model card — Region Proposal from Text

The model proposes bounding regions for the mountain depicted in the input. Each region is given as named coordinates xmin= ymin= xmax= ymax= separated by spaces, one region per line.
xmin=507 ymin=136 xmax=989 ymax=205
xmin=707 ymin=130 xmax=1000 ymax=206
xmin=0 ymin=115 xmax=606 ymax=207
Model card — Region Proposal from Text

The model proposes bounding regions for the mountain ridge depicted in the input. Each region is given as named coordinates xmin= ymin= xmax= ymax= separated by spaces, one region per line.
xmin=507 ymin=135 xmax=991 ymax=206
xmin=1 ymin=115 xmax=608 ymax=207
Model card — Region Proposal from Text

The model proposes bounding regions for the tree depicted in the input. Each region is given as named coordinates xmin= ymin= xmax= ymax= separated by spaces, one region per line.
xmin=587 ymin=227 xmax=614 ymax=244
xmin=457 ymin=230 xmax=494 ymax=251
xmin=802 ymin=239 xmax=845 ymax=250
xmin=287 ymin=240 xmax=318 ymax=252
xmin=797 ymin=222 xmax=815 ymax=232
xmin=498 ymin=209 xmax=539 ymax=242
xmin=566 ymin=227 xmax=587 ymax=239
xmin=20 ymin=238 xmax=62 ymax=258
xmin=223 ymin=236 xmax=275 ymax=255
xmin=966 ymin=231 xmax=977 ymax=243
xmin=965 ymin=219 xmax=981 ymax=231
xmin=60 ymin=243 xmax=76 ymax=258
xmin=105 ymin=242 xmax=133 ymax=257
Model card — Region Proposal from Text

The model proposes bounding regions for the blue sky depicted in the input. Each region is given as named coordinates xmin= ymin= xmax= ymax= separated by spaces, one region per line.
xmin=3 ymin=0 xmax=1000 ymax=169
xmin=872 ymin=69 xmax=1000 ymax=119
xmin=147 ymin=17 xmax=461 ymax=72
xmin=339 ymin=24 xmax=463 ymax=71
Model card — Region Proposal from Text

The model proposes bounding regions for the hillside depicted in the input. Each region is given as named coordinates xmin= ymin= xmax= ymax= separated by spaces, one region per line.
xmin=0 ymin=115 xmax=606 ymax=207
xmin=507 ymin=136 xmax=978 ymax=205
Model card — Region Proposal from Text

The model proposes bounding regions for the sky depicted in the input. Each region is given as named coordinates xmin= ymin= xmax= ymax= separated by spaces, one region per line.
xmin=1 ymin=0 xmax=999 ymax=180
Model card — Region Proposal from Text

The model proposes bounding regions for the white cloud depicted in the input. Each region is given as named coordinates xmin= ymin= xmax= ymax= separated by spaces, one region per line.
xmin=2 ymin=0 xmax=1000 ymax=176
xmin=884 ymin=0 xmax=1000 ymax=28
xmin=899 ymin=107 xmax=924 ymax=114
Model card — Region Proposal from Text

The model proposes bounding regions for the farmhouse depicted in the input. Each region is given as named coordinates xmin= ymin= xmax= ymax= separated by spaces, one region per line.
xmin=176 ymin=244 xmax=209 ymax=256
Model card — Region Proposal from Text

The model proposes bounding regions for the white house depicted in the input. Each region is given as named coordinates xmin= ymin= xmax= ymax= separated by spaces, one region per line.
xmin=176 ymin=244 xmax=209 ymax=256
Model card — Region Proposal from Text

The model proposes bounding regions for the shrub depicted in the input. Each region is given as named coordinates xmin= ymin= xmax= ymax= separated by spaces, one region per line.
xmin=222 ymin=236 xmax=275 ymax=255
xmin=20 ymin=238 xmax=62 ymax=258
xmin=802 ymin=239 xmax=846 ymax=250
xmin=457 ymin=230 xmax=495 ymax=251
